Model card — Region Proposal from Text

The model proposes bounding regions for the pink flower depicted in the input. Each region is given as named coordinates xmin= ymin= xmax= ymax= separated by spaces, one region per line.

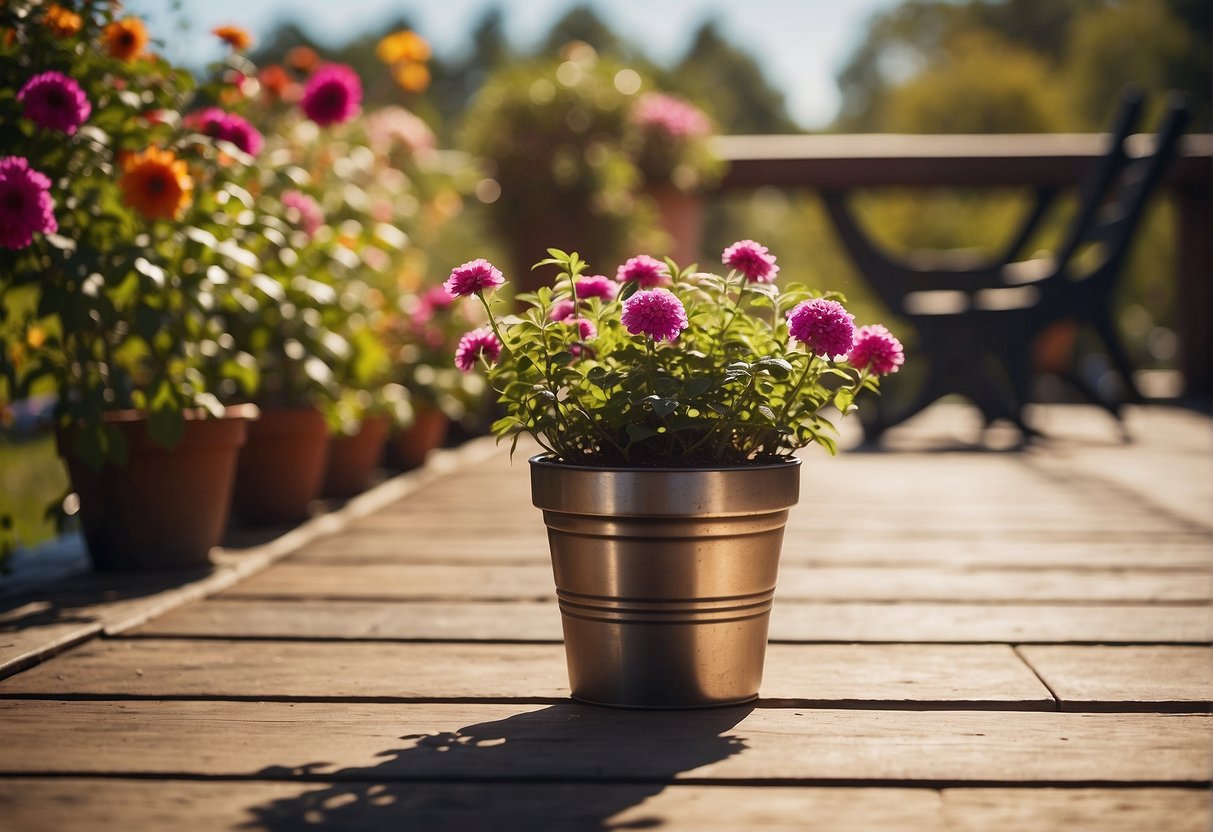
xmin=849 ymin=324 xmax=905 ymax=376
xmin=722 ymin=239 xmax=779 ymax=284
xmin=281 ymin=189 xmax=324 ymax=238
xmin=301 ymin=64 xmax=362 ymax=126
xmin=787 ymin=298 xmax=855 ymax=358
xmin=575 ymin=274 xmax=617 ymax=301
xmin=616 ymin=255 xmax=669 ymax=288
xmin=421 ymin=285 xmax=454 ymax=309
xmin=548 ymin=299 xmax=575 ymax=321
xmin=190 ymin=107 xmax=263 ymax=155
xmin=567 ymin=316 xmax=596 ymax=340
xmin=632 ymin=92 xmax=711 ymax=139
xmin=445 ymin=258 xmax=504 ymax=297
xmin=455 ymin=326 xmax=502 ymax=372
xmin=621 ymin=288 xmax=688 ymax=342
xmin=365 ymin=105 xmax=436 ymax=156
xmin=0 ymin=156 xmax=57 ymax=250
xmin=17 ymin=72 xmax=91 ymax=135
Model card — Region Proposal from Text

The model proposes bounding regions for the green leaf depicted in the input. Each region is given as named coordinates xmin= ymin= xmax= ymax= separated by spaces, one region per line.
xmin=683 ymin=377 xmax=713 ymax=397
xmin=646 ymin=396 xmax=678 ymax=418
xmin=625 ymin=424 xmax=658 ymax=443
xmin=757 ymin=405 xmax=778 ymax=422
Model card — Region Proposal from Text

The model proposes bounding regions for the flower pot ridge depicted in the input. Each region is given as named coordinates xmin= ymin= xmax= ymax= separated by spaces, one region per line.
xmin=530 ymin=455 xmax=800 ymax=709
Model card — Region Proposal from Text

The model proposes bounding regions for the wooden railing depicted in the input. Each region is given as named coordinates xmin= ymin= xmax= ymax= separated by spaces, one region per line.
xmin=714 ymin=133 xmax=1213 ymax=398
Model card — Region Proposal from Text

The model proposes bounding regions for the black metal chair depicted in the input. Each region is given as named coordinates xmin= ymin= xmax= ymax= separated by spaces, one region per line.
xmin=822 ymin=89 xmax=1192 ymax=442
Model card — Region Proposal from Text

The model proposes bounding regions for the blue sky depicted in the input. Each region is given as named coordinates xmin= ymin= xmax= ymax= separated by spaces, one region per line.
xmin=126 ymin=0 xmax=904 ymax=129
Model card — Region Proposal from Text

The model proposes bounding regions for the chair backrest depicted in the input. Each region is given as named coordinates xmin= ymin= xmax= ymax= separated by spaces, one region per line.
xmin=1053 ymin=91 xmax=1192 ymax=282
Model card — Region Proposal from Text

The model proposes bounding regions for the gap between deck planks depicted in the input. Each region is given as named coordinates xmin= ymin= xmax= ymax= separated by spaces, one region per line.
xmin=0 ymin=640 xmax=1057 ymax=710
xmin=0 ymin=700 xmax=1208 ymax=785
xmin=0 ymin=780 xmax=1207 ymax=832
xmin=6 ymin=639 xmax=1209 ymax=712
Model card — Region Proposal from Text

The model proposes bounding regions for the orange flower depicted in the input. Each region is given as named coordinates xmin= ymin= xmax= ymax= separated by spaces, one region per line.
xmin=119 ymin=147 xmax=193 ymax=220
xmin=286 ymin=45 xmax=318 ymax=72
xmin=259 ymin=64 xmax=290 ymax=98
xmin=104 ymin=17 xmax=148 ymax=62
xmin=26 ymin=326 xmax=47 ymax=348
xmin=376 ymin=30 xmax=430 ymax=65
xmin=212 ymin=24 xmax=253 ymax=51
xmin=392 ymin=61 xmax=431 ymax=93
xmin=43 ymin=4 xmax=83 ymax=37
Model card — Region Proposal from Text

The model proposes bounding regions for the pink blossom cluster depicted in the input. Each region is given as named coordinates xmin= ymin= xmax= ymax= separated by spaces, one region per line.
xmin=0 ymin=156 xmax=57 ymax=250
xmin=190 ymin=107 xmax=264 ymax=156
xmin=574 ymin=275 xmax=617 ymax=301
xmin=632 ymin=92 xmax=711 ymax=139
xmin=17 ymin=72 xmax=90 ymax=136
xmin=615 ymin=255 xmax=669 ymax=288
xmin=455 ymin=326 xmax=502 ymax=372
xmin=444 ymin=258 xmax=505 ymax=298
xmin=301 ymin=64 xmax=363 ymax=127
xmin=722 ymin=239 xmax=779 ymax=284
xmin=849 ymin=325 xmax=905 ymax=376
xmin=621 ymin=288 xmax=688 ymax=342
xmin=786 ymin=298 xmax=856 ymax=359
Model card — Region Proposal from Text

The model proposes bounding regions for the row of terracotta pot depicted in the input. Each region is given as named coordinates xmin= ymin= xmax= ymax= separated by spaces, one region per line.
xmin=58 ymin=406 xmax=449 ymax=573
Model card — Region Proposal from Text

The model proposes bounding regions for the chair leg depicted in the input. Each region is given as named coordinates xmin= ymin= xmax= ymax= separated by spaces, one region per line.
xmin=1090 ymin=312 xmax=1145 ymax=404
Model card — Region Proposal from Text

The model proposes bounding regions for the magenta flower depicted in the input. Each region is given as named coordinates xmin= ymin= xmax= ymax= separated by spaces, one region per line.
xmin=568 ymin=316 xmax=597 ymax=340
xmin=616 ymin=255 xmax=669 ymax=288
xmin=849 ymin=324 xmax=905 ymax=376
xmin=786 ymin=298 xmax=855 ymax=358
xmin=0 ymin=156 xmax=57 ymax=250
xmin=621 ymin=288 xmax=688 ymax=342
xmin=17 ymin=72 xmax=91 ymax=135
xmin=455 ymin=326 xmax=502 ymax=372
xmin=281 ymin=189 xmax=324 ymax=238
xmin=217 ymin=113 xmax=263 ymax=155
xmin=632 ymin=92 xmax=711 ymax=139
xmin=301 ymin=64 xmax=362 ymax=126
xmin=421 ymin=285 xmax=454 ymax=310
xmin=191 ymin=107 xmax=264 ymax=155
xmin=548 ymin=299 xmax=575 ymax=322
xmin=445 ymin=258 xmax=505 ymax=298
xmin=575 ymin=274 xmax=617 ymax=301
xmin=722 ymin=239 xmax=779 ymax=284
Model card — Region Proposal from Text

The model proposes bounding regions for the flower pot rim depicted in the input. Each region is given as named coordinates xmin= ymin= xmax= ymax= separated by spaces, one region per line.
xmin=528 ymin=453 xmax=801 ymax=474
xmin=73 ymin=403 xmax=262 ymax=425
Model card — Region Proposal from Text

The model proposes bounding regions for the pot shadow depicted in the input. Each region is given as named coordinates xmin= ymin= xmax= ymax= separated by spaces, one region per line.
xmin=242 ymin=702 xmax=753 ymax=831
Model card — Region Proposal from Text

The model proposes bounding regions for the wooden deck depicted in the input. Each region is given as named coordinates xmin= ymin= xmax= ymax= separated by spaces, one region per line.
xmin=1 ymin=403 xmax=1211 ymax=830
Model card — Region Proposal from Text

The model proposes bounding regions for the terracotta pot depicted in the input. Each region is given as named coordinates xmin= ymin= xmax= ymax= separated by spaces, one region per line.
xmin=57 ymin=407 xmax=256 ymax=572
xmin=231 ymin=406 xmax=330 ymax=525
xmin=322 ymin=415 xmax=391 ymax=498
xmin=530 ymin=455 xmax=800 ymax=709
xmin=386 ymin=408 xmax=449 ymax=470
xmin=646 ymin=185 xmax=704 ymax=266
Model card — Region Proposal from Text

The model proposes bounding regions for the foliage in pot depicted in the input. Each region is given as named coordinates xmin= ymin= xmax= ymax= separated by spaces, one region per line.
xmin=445 ymin=243 xmax=905 ymax=706
xmin=0 ymin=2 xmax=271 ymax=566
xmin=0 ymin=1 xmax=261 ymax=467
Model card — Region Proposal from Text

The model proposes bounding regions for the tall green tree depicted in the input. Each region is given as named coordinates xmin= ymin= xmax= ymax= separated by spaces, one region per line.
xmin=670 ymin=22 xmax=799 ymax=134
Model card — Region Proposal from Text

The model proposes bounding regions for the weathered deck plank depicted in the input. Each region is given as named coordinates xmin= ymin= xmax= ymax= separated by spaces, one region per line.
xmin=0 ymin=640 xmax=1055 ymax=709
xmin=2 ymin=779 xmax=1204 ymax=832
xmin=292 ymin=530 xmax=1213 ymax=570
xmin=130 ymin=598 xmax=1213 ymax=644
xmin=0 ymin=700 xmax=1207 ymax=784
xmin=218 ymin=562 xmax=1210 ymax=603
xmin=1017 ymin=646 xmax=1213 ymax=711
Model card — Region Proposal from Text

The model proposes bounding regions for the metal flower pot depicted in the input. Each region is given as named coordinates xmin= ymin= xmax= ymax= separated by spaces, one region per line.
xmin=530 ymin=454 xmax=800 ymax=709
